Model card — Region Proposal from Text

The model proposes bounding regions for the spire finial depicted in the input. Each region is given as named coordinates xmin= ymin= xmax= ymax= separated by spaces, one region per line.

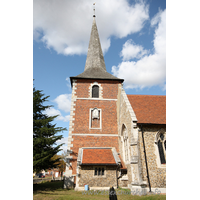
xmin=93 ymin=3 xmax=96 ymax=17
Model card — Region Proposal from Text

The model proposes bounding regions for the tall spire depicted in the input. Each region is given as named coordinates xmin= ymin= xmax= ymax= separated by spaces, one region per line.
xmin=84 ymin=16 xmax=106 ymax=72
xmin=71 ymin=7 xmax=124 ymax=82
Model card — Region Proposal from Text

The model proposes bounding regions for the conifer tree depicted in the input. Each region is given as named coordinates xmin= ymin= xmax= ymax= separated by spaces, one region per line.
xmin=33 ymin=87 xmax=67 ymax=173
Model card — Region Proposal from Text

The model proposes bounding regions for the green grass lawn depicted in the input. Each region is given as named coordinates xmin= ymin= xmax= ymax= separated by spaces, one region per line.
xmin=33 ymin=181 xmax=166 ymax=200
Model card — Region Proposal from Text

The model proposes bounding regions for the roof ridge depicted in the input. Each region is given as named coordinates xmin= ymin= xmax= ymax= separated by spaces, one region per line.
xmin=127 ymin=94 xmax=166 ymax=97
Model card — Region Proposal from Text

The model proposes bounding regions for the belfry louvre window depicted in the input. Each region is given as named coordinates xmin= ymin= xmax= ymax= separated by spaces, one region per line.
xmin=92 ymin=85 xmax=99 ymax=98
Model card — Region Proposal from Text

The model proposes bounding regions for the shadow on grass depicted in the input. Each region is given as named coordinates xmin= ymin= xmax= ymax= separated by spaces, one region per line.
xmin=33 ymin=180 xmax=69 ymax=194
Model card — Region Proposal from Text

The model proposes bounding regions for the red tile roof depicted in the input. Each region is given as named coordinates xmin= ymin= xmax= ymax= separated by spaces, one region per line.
xmin=82 ymin=148 xmax=117 ymax=165
xmin=127 ymin=95 xmax=166 ymax=124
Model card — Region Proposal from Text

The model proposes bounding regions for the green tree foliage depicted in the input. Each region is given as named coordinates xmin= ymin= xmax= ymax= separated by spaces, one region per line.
xmin=33 ymin=87 xmax=67 ymax=173
xmin=51 ymin=154 xmax=66 ymax=173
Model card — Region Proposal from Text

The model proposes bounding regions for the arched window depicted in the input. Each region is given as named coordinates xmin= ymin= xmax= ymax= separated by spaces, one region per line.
xmin=157 ymin=133 xmax=166 ymax=164
xmin=92 ymin=85 xmax=99 ymax=98
xmin=121 ymin=124 xmax=129 ymax=162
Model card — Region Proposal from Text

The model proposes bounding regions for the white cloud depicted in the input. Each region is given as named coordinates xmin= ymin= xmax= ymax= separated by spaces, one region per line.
xmin=43 ymin=93 xmax=71 ymax=122
xmin=120 ymin=39 xmax=148 ymax=61
xmin=56 ymin=136 xmax=68 ymax=145
xmin=33 ymin=0 xmax=149 ymax=55
xmin=53 ymin=94 xmax=71 ymax=113
xmin=44 ymin=107 xmax=70 ymax=122
xmin=112 ymin=9 xmax=166 ymax=89
xmin=151 ymin=9 xmax=163 ymax=27
xmin=44 ymin=107 xmax=61 ymax=117
xmin=56 ymin=137 xmax=68 ymax=152
xmin=57 ymin=115 xmax=70 ymax=122
xmin=66 ymin=77 xmax=71 ymax=89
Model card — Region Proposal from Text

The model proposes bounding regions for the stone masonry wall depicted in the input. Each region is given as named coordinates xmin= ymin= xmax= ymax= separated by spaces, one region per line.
xmin=79 ymin=165 xmax=117 ymax=187
xmin=117 ymin=89 xmax=139 ymax=186
xmin=138 ymin=125 xmax=166 ymax=188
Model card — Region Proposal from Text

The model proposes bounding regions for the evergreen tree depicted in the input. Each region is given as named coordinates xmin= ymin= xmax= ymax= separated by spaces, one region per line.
xmin=33 ymin=87 xmax=67 ymax=173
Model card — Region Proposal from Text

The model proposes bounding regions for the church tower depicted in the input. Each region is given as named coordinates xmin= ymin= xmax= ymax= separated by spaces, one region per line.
xmin=65 ymin=14 xmax=125 ymax=190
xmin=64 ymin=11 xmax=166 ymax=194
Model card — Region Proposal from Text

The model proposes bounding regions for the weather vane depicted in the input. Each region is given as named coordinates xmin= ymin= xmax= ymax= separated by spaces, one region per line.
xmin=93 ymin=2 xmax=96 ymax=17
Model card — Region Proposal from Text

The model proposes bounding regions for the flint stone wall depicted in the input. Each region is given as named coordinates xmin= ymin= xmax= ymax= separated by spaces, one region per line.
xmin=138 ymin=125 xmax=166 ymax=188
xmin=79 ymin=165 xmax=117 ymax=187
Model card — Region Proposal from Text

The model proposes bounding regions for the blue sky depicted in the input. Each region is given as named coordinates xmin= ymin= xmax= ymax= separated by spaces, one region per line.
xmin=33 ymin=0 xmax=166 ymax=153
xmin=2 ymin=0 xmax=200 ymax=197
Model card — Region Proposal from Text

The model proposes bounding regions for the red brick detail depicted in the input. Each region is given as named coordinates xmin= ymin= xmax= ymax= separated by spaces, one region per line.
xmin=82 ymin=149 xmax=116 ymax=164
xmin=127 ymin=95 xmax=166 ymax=124
xmin=73 ymin=99 xmax=118 ymax=134
xmin=91 ymin=118 xmax=100 ymax=128
xmin=75 ymin=79 xmax=121 ymax=99
xmin=70 ymin=136 xmax=119 ymax=174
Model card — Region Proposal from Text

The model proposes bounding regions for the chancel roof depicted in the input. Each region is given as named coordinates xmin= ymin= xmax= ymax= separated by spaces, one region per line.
xmin=128 ymin=95 xmax=166 ymax=125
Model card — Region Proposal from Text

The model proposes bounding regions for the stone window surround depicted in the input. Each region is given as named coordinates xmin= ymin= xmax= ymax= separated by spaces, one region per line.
xmin=154 ymin=129 xmax=166 ymax=168
xmin=89 ymin=108 xmax=102 ymax=129
xmin=93 ymin=166 xmax=106 ymax=178
xmin=89 ymin=82 xmax=103 ymax=99
xmin=121 ymin=124 xmax=130 ymax=164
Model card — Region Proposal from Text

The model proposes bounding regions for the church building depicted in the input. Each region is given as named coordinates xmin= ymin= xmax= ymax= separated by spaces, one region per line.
xmin=64 ymin=14 xmax=166 ymax=194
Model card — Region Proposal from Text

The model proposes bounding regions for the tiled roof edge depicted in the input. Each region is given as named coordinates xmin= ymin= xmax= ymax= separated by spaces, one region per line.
xmin=112 ymin=148 xmax=121 ymax=165
xmin=122 ymin=89 xmax=137 ymax=122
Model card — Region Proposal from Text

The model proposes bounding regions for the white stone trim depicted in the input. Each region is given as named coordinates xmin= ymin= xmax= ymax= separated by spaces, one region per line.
xmin=76 ymin=97 xmax=117 ymax=101
xmin=154 ymin=129 xmax=166 ymax=168
xmin=89 ymin=82 xmax=103 ymax=98
xmin=121 ymin=89 xmax=137 ymax=122
xmin=77 ymin=148 xmax=83 ymax=165
xmin=65 ymin=79 xmax=77 ymax=175
xmin=81 ymin=147 xmax=117 ymax=149
xmin=112 ymin=147 xmax=121 ymax=165
xmin=89 ymin=108 xmax=102 ymax=129
xmin=71 ymin=133 xmax=118 ymax=136
xmin=75 ymin=187 xmax=117 ymax=191
xmin=119 ymin=88 xmax=144 ymax=187
xmin=120 ymin=176 xmax=128 ymax=181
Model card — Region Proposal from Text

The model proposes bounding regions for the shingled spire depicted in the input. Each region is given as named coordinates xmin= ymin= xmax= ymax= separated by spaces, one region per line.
xmin=71 ymin=15 xmax=123 ymax=81
xmin=84 ymin=16 xmax=106 ymax=72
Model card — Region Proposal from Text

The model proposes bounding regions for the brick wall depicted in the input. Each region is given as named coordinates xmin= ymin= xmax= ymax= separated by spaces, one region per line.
xmin=75 ymin=79 xmax=121 ymax=99
xmin=73 ymin=99 xmax=118 ymax=134
xmin=68 ymin=79 xmax=122 ymax=184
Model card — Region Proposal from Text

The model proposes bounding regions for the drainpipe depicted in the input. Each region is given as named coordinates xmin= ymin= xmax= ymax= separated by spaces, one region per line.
xmin=140 ymin=125 xmax=151 ymax=192
xmin=116 ymin=165 xmax=120 ymax=188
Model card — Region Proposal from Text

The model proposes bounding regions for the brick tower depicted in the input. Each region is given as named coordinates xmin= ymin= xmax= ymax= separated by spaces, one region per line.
xmin=65 ymin=15 xmax=124 ymax=190
xmin=64 ymin=13 xmax=166 ymax=194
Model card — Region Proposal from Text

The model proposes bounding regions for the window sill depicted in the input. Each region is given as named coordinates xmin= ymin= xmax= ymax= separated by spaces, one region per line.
xmin=157 ymin=164 xmax=166 ymax=169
